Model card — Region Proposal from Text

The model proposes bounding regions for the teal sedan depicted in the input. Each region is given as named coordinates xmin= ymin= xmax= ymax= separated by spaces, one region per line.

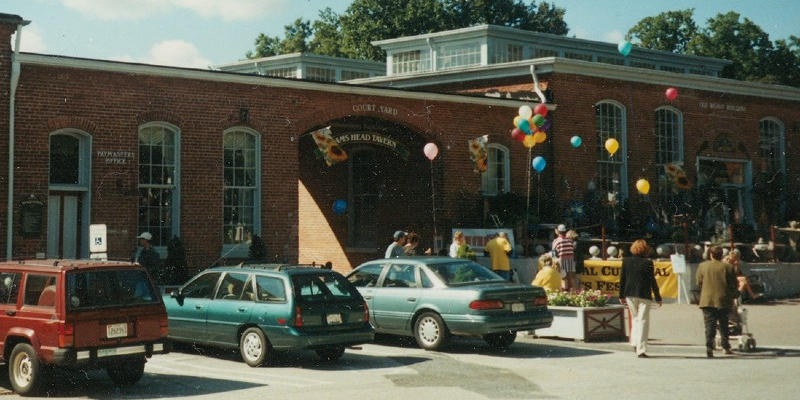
xmin=165 ymin=264 xmax=373 ymax=366
xmin=346 ymin=257 xmax=553 ymax=350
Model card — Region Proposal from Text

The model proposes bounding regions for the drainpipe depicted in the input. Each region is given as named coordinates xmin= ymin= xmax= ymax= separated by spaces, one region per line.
xmin=7 ymin=20 xmax=30 ymax=260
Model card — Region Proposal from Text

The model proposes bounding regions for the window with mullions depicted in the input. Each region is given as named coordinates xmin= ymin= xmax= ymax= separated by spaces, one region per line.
xmin=482 ymin=144 xmax=510 ymax=197
xmin=139 ymin=123 xmax=179 ymax=247
xmin=490 ymin=42 xmax=523 ymax=64
xmin=223 ymin=129 xmax=260 ymax=254
xmin=436 ymin=42 xmax=481 ymax=70
xmin=595 ymin=102 xmax=626 ymax=200
xmin=393 ymin=50 xmax=430 ymax=74
xmin=655 ymin=108 xmax=683 ymax=204
xmin=759 ymin=118 xmax=786 ymax=220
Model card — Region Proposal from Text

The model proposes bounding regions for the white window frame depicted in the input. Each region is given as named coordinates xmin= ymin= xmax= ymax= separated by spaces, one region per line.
xmin=222 ymin=127 xmax=261 ymax=258
xmin=137 ymin=122 xmax=180 ymax=249
xmin=482 ymin=143 xmax=510 ymax=197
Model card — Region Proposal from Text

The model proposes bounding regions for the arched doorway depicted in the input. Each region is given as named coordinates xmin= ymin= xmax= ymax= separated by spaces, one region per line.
xmin=298 ymin=117 xmax=438 ymax=269
xmin=47 ymin=130 xmax=92 ymax=259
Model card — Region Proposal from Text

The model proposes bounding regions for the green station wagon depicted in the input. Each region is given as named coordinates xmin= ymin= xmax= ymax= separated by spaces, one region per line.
xmin=164 ymin=263 xmax=373 ymax=366
xmin=347 ymin=257 xmax=553 ymax=350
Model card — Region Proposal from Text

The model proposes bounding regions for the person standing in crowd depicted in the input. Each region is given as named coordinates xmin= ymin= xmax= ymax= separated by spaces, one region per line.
xmin=532 ymin=253 xmax=561 ymax=292
xmin=551 ymin=224 xmax=575 ymax=291
xmin=385 ymin=231 xmax=407 ymax=258
xmin=723 ymin=249 xmax=761 ymax=302
xmin=403 ymin=232 xmax=432 ymax=256
xmin=133 ymin=232 xmax=161 ymax=282
xmin=619 ymin=239 xmax=662 ymax=358
xmin=449 ymin=231 xmax=464 ymax=257
xmin=484 ymin=232 xmax=512 ymax=280
xmin=696 ymin=245 xmax=739 ymax=358
xmin=566 ymin=230 xmax=584 ymax=289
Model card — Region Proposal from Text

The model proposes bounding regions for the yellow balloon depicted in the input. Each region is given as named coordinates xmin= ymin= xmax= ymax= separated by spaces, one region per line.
xmin=513 ymin=115 xmax=523 ymax=128
xmin=533 ymin=131 xmax=547 ymax=144
xmin=605 ymin=138 xmax=619 ymax=156
xmin=523 ymin=135 xmax=536 ymax=148
xmin=636 ymin=179 xmax=650 ymax=195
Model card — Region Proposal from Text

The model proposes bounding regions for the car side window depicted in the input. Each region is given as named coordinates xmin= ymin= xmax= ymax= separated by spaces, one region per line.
xmin=254 ymin=275 xmax=286 ymax=302
xmin=348 ymin=264 xmax=384 ymax=287
xmin=23 ymin=274 xmax=58 ymax=307
xmin=182 ymin=272 xmax=222 ymax=299
xmin=420 ymin=268 xmax=434 ymax=288
xmin=383 ymin=264 xmax=417 ymax=288
xmin=215 ymin=272 xmax=250 ymax=300
xmin=0 ymin=272 xmax=21 ymax=304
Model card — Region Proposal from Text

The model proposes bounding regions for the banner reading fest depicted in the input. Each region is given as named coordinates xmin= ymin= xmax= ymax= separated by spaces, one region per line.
xmin=579 ymin=260 xmax=678 ymax=299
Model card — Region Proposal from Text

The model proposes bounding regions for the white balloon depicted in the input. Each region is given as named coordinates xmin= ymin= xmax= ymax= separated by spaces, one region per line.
xmin=518 ymin=105 xmax=533 ymax=119
xmin=423 ymin=142 xmax=439 ymax=160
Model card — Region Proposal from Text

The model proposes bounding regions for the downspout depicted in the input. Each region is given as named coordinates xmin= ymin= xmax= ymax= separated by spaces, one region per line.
xmin=7 ymin=21 xmax=29 ymax=260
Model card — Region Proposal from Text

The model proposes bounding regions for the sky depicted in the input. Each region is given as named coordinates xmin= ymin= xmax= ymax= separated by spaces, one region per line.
xmin=3 ymin=0 xmax=798 ymax=69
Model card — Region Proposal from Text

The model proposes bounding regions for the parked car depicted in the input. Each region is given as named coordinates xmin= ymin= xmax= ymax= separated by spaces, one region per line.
xmin=164 ymin=263 xmax=373 ymax=366
xmin=346 ymin=257 xmax=553 ymax=350
xmin=0 ymin=259 xmax=170 ymax=396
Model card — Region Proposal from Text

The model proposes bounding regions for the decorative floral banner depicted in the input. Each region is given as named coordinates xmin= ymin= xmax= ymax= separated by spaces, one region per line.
xmin=469 ymin=135 xmax=488 ymax=173
xmin=311 ymin=126 xmax=348 ymax=166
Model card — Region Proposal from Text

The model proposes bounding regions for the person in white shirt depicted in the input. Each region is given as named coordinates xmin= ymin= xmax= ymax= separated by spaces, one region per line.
xmin=449 ymin=231 xmax=464 ymax=257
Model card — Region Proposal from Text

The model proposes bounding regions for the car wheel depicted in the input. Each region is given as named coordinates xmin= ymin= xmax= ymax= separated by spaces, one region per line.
xmin=240 ymin=327 xmax=270 ymax=367
xmin=484 ymin=331 xmax=517 ymax=348
xmin=107 ymin=356 xmax=145 ymax=386
xmin=414 ymin=312 xmax=450 ymax=351
xmin=9 ymin=343 xmax=43 ymax=396
xmin=315 ymin=345 xmax=345 ymax=362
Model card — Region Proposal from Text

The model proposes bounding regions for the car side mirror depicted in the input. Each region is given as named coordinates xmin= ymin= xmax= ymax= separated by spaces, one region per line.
xmin=170 ymin=288 xmax=183 ymax=299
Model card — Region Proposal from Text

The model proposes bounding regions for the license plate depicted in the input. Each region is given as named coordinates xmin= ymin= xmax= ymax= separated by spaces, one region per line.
xmin=326 ymin=313 xmax=342 ymax=325
xmin=106 ymin=323 xmax=128 ymax=338
xmin=511 ymin=303 xmax=525 ymax=312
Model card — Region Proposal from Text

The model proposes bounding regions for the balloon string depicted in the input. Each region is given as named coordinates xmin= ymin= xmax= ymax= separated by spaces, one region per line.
xmin=525 ymin=147 xmax=532 ymax=253
xmin=430 ymin=159 xmax=437 ymax=240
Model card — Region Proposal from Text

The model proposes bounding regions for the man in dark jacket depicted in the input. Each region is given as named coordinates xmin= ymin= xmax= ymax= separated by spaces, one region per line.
xmin=696 ymin=245 xmax=739 ymax=358
xmin=133 ymin=232 xmax=161 ymax=283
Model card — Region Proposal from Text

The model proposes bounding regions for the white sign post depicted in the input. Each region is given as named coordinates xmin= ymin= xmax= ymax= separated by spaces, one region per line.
xmin=89 ymin=224 xmax=108 ymax=260
xmin=670 ymin=254 xmax=690 ymax=304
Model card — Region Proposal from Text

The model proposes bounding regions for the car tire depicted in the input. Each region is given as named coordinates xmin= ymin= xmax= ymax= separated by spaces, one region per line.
xmin=9 ymin=343 xmax=43 ymax=396
xmin=414 ymin=312 xmax=450 ymax=351
xmin=315 ymin=345 xmax=345 ymax=362
xmin=240 ymin=327 xmax=270 ymax=367
xmin=484 ymin=330 xmax=517 ymax=348
xmin=107 ymin=356 xmax=145 ymax=386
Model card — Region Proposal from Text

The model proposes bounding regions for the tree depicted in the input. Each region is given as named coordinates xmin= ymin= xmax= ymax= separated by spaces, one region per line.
xmin=626 ymin=9 xmax=698 ymax=53
xmin=688 ymin=12 xmax=774 ymax=82
xmin=518 ymin=1 xmax=568 ymax=36
xmin=768 ymin=36 xmax=800 ymax=87
xmin=246 ymin=19 xmax=313 ymax=59
xmin=310 ymin=8 xmax=346 ymax=58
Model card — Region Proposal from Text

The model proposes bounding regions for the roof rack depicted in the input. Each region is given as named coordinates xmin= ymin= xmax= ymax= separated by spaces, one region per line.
xmin=236 ymin=261 xmax=333 ymax=271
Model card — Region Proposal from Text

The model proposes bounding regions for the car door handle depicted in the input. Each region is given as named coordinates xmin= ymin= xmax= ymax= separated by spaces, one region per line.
xmin=5 ymin=310 xmax=15 ymax=316
xmin=194 ymin=305 xmax=203 ymax=309
xmin=238 ymin=307 xmax=248 ymax=312
xmin=407 ymin=297 xmax=416 ymax=302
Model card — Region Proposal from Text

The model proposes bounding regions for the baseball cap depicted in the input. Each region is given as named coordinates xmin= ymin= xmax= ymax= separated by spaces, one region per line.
xmin=393 ymin=230 xmax=407 ymax=241
xmin=557 ymin=224 xmax=567 ymax=233
xmin=136 ymin=232 xmax=153 ymax=241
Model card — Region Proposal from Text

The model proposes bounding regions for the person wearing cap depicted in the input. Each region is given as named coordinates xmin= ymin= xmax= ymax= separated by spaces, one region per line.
xmin=552 ymin=224 xmax=575 ymax=291
xmin=132 ymin=232 xmax=161 ymax=282
xmin=385 ymin=231 xmax=407 ymax=258
xmin=484 ymin=231 xmax=513 ymax=280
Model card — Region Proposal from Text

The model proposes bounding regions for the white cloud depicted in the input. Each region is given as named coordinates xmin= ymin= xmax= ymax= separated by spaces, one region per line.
xmin=602 ymin=30 xmax=625 ymax=44
xmin=11 ymin=23 xmax=47 ymax=53
xmin=113 ymin=40 xmax=212 ymax=68
xmin=60 ymin=0 xmax=282 ymax=21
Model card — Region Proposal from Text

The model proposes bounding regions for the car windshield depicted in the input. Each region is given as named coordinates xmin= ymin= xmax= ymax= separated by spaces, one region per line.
xmin=428 ymin=261 xmax=504 ymax=286
xmin=292 ymin=273 xmax=361 ymax=303
xmin=67 ymin=269 xmax=159 ymax=309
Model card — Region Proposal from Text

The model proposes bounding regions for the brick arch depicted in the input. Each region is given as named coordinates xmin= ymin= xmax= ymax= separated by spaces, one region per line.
xmin=135 ymin=110 xmax=184 ymax=127
xmin=219 ymin=111 xmax=270 ymax=134
xmin=45 ymin=115 xmax=99 ymax=134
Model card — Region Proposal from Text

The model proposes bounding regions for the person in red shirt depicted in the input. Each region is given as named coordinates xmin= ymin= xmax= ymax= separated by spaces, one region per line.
xmin=551 ymin=224 xmax=575 ymax=291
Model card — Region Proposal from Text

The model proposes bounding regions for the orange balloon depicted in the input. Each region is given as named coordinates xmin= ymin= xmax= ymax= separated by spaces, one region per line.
xmin=533 ymin=131 xmax=547 ymax=144
xmin=523 ymin=135 xmax=536 ymax=148
xmin=605 ymin=138 xmax=620 ymax=156
xmin=636 ymin=179 xmax=650 ymax=195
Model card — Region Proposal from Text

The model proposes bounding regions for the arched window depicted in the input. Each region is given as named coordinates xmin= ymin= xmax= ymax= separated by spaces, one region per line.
xmin=654 ymin=107 xmax=683 ymax=206
xmin=482 ymin=143 xmax=510 ymax=196
xmin=595 ymin=101 xmax=627 ymax=200
xmin=758 ymin=118 xmax=786 ymax=222
xmin=138 ymin=123 xmax=180 ymax=247
xmin=222 ymin=128 xmax=261 ymax=257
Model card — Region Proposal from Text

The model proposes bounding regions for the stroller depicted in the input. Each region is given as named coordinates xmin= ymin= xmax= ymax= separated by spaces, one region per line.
xmin=716 ymin=299 xmax=757 ymax=352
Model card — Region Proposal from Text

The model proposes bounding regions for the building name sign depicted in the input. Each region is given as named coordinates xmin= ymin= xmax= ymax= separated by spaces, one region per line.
xmin=96 ymin=150 xmax=134 ymax=164
xmin=335 ymin=132 xmax=409 ymax=160
xmin=698 ymin=102 xmax=747 ymax=112
xmin=352 ymin=103 xmax=399 ymax=116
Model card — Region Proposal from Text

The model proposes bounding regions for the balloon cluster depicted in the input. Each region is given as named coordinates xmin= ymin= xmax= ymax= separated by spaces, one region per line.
xmin=512 ymin=104 xmax=549 ymax=150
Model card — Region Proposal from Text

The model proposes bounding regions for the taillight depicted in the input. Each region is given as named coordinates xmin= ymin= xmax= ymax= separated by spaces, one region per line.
xmin=469 ymin=300 xmax=504 ymax=310
xmin=533 ymin=296 xmax=548 ymax=306
xmin=159 ymin=315 xmax=169 ymax=338
xmin=363 ymin=301 xmax=369 ymax=323
xmin=58 ymin=322 xmax=74 ymax=347
xmin=294 ymin=305 xmax=303 ymax=327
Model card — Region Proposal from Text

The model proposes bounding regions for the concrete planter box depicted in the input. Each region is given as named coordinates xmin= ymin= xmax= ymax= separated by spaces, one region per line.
xmin=533 ymin=305 xmax=626 ymax=341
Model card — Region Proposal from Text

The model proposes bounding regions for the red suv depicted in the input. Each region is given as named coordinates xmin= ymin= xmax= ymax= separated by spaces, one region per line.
xmin=0 ymin=259 xmax=170 ymax=396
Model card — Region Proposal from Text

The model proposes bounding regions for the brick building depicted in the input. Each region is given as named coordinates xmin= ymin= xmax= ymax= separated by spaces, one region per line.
xmin=1 ymin=15 xmax=798 ymax=273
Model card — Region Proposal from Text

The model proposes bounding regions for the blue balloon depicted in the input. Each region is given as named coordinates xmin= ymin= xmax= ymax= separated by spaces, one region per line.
xmin=517 ymin=118 xmax=531 ymax=134
xmin=532 ymin=156 xmax=546 ymax=173
xmin=332 ymin=199 xmax=347 ymax=215
xmin=570 ymin=136 xmax=582 ymax=148
xmin=618 ymin=40 xmax=632 ymax=56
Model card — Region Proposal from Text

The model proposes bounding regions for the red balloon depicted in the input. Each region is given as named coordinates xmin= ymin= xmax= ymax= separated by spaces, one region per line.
xmin=533 ymin=104 xmax=548 ymax=117
xmin=511 ymin=128 xmax=525 ymax=142
xmin=665 ymin=87 xmax=678 ymax=101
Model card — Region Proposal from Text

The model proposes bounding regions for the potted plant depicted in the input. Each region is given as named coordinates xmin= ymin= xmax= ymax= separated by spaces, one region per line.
xmin=533 ymin=289 xmax=626 ymax=341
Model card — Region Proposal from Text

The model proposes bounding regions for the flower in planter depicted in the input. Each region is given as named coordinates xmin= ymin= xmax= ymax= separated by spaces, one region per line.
xmin=546 ymin=289 xmax=612 ymax=307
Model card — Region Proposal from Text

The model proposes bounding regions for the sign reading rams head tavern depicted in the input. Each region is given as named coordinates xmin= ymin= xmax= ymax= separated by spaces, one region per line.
xmin=334 ymin=131 xmax=410 ymax=160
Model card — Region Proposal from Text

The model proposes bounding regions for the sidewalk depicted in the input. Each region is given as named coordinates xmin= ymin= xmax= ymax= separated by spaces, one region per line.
xmin=525 ymin=297 xmax=800 ymax=355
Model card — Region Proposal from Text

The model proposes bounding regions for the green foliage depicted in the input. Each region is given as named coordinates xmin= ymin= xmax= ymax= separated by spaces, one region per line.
xmin=626 ymin=8 xmax=698 ymax=53
xmin=161 ymin=236 xmax=189 ymax=285
xmin=456 ymin=243 xmax=477 ymax=261
xmin=249 ymin=234 xmax=268 ymax=260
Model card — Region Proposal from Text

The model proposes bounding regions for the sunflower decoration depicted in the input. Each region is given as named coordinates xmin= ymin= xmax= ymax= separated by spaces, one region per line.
xmin=311 ymin=126 xmax=348 ymax=166
xmin=663 ymin=162 xmax=692 ymax=191
xmin=469 ymin=135 xmax=488 ymax=173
